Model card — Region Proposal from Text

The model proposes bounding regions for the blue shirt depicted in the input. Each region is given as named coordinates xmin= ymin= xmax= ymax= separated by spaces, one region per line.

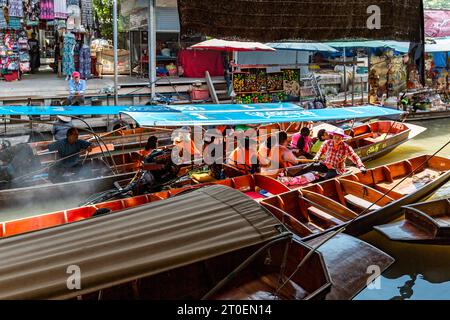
xmin=48 ymin=139 xmax=91 ymax=168
xmin=68 ymin=79 xmax=86 ymax=96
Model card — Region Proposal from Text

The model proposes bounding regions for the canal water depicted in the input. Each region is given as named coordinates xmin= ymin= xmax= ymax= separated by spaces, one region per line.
xmin=355 ymin=117 xmax=450 ymax=300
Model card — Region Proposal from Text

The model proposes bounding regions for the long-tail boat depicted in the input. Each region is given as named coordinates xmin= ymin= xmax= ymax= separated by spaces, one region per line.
xmin=374 ymin=198 xmax=450 ymax=244
xmin=0 ymin=186 xmax=332 ymax=300
xmin=260 ymin=155 xmax=450 ymax=239
xmin=0 ymin=175 xmax=394 ymax=300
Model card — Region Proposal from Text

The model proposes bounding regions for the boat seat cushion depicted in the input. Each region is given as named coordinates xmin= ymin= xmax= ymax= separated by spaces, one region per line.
xmin=344 ymin=194 xmax=381 ymax=211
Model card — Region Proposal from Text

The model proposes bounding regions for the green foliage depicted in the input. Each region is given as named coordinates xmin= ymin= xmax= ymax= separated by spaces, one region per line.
xmin=93 ymin=0 xmax=116 ymax=40
xmin=423 ymin=0 xmax=450 ymax=10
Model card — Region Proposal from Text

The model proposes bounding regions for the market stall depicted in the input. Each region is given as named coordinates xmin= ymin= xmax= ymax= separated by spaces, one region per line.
xmin=0 ymin=0 xmax=96 ymax=82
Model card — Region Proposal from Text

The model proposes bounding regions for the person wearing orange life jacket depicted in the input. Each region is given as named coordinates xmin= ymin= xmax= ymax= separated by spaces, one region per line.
xmin=260 ymin=131 xmax=312 ymax=175
xmin=227 ymin=136 xmax=258 ymax=174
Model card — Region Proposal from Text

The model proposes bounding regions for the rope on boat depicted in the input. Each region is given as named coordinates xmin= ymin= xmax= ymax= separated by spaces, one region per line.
xmin=275 ymin=138 xmax=450 ymax=295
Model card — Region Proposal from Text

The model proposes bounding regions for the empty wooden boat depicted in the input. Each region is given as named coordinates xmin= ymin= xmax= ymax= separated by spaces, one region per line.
xmin=374 ymin=198 xmax=450 ymax=244
xmin=260 ymin=155 xmax=450 ymax=239
xmin=0 ymin=186 xmax=331 ymax=300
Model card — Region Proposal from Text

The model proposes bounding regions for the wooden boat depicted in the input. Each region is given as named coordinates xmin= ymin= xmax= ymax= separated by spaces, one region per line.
xmin=31 ymin=127 xmax=173 ymax=163
xmin=0 ymin=186 xmax=332 ymax=300
xmin=374 ymin=198 xmax=450 ymax=244
xmin=260 ymin=155 xmax=450 ymax=239
xmin=0 ymin=175 xmax=289 ymax=238
xmin=312 ymin=121 xmax=426 ymax=163
xmin=0 ymin=175 xmax=393 ymax=300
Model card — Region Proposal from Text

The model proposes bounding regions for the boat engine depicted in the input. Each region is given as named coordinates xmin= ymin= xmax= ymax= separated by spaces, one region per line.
xmin=0 ymin=143 xmax=41 ymax=188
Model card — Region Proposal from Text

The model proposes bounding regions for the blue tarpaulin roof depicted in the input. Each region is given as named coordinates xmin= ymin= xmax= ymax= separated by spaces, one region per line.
xmin=122 ymin=106 xmax=404 ymax=127
xmin=0 ymin=103 xmax=403 ymax=126
xmin=0 ymin=103 xmax=302 ymax=116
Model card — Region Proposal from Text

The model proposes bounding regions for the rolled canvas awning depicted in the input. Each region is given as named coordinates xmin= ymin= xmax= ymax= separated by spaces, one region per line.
xmin=0 ymin=186 xmax=289 ymax=299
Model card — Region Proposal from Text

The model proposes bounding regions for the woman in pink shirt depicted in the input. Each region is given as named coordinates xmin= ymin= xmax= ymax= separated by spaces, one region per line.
xmin=290 ymin=127 xmax=314 ymax=159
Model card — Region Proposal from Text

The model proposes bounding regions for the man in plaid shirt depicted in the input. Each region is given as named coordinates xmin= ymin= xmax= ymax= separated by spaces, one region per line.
xmin=295 ymin=128 xmax=366 ymax=180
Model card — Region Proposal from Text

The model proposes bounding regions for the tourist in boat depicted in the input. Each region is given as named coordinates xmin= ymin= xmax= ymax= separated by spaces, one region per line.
xmin=63 ymin=71 xmax=86 ymax=106
xmin=52 ymin=115 xmax=74 ymax=141
xmin=227 ymin=136 xmax=258 ymax=174
xmin=204 ymin=125 xmax=234 ymax=179
xmin=311 ymin=129 xmax=330 ymax=155
xmin=290 ymin=127 xmax=314 ymax=159
xmin=173 ymin=126 xmax=201 ymax=164
xmin=294 ymin=128 xmax=366 ymax=180
xmin=139 ymin=136 xmax=159 ymax=159
xmin=257 ymin=134 xmax=274 ymax=169
xmin=47 ymin=128 xmax=92 ymax=182
xmin=261 ymin=131 xmax=312 ymax=175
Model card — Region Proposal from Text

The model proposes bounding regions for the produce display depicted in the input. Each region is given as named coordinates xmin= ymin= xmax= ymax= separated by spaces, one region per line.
xmin=267 ymin=72 xmax=284 ymax=91
xmin=232 ymin=73 xmax=247 ymax=93
xmin=232 ymin=68 xmax=298 ymax=102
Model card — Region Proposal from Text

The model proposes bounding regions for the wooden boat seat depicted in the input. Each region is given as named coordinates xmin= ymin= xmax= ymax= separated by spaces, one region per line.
xmin=307 ymin=206 xmax=344 ymax=225
xmin=212 ymin=273 xmax=308 ymax=300
xmin=344 ymin=194 xmax=381 ymax=211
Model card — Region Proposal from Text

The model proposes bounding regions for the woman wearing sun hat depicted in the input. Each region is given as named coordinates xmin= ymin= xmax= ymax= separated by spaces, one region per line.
xmin=294 ymin=127 xmax=366 ymax=180
xmin=52 ymin=115 xmax=74 ymax=141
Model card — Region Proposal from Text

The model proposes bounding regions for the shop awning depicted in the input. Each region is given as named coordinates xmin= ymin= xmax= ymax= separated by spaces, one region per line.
xmin=122 ymin=106 xmax=404 ymax=127
xmin=266 ymin=43 xmax=338 ymax=53
xmin=0 ymin=185 xmax=289 ymax=299
xmin=191 ymin=39 xmax=276 ymax=52
xmin=326 ymin=40 xmax=410 ymax=53
xmin=426 ymin=38 xmax=450 ymax=53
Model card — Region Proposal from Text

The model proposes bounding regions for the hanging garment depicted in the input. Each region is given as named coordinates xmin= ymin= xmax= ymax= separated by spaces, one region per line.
xmin=24 ymin=0 xmax=40 ymax=25
xmin=62 ymin=32 xmax=76 ymax=76
xmin=9 ymin=16 xmax=22 ymax=30
xmin=40 ymin=0 xmax=55 ymax=20
xmin=79 ymin=45 xmax=91 ymax=79
xmin=80 ymin=0 xmax=93 ymax=28
xmin=0 ymin=0 xmax=7 ymax=7
xmin=66 ymin=0 xmax=80 ymax=5
xmin=54 ymin=0 xmax=67 ymax=19
xmin=0 ymin=8 xmax=7 ymax=29
xmin=8 ymin=0 xmax=24 ymax=17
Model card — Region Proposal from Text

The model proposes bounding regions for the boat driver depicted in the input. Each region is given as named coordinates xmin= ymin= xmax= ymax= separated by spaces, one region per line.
xmin=292 ymin=128 xmax=366 ymax=180
xmin=48 ymin=127 xmax=92 ymax=183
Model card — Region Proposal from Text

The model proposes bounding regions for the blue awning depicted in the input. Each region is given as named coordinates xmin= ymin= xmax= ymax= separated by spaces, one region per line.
xmin=0 ymin=103 xmax=302 ymax=116
xmin=266 ymin=42 xmax=338 ymax=52
xmin=327 ymin=40 xmax=410 ymax=53
xmin=123 ymin=106 xmax=404 ymax=127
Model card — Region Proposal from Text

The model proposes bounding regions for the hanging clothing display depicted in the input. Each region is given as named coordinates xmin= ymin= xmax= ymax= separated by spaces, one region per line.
xmin=62 ymin=31 xmax=76 ymax=76
xmin=54 ymin=0 xmax=68 ymax=19
xmin=0 ymin=0 xmax=7 ymax=7
xmin=79 ymin=44 xmax=90 ymax=79
xmin=9 ymin=17 xmax=22 ymax=30
xmin=8 ymin=0 xmax=24 ymax=18
xmin=67 ymin=0 xmax=80 ymax=6
xmin=40 ymin=0 xmax=55 ymax=20
xmin=24 ymin=0 xmax=41 ymax=25
xmin=80 ymin=0 xmax=93 ymax=28
xmin=0 ymin=8 xmax=7 ymax=30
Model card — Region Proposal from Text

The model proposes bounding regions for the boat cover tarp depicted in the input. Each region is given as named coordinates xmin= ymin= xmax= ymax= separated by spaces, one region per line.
xmin=0 ymin=103 xmax=301 ymax=116
xmin=0 ymin=185 xmax=289 ymax=299
xmin=124 ymin=106 xmax=404 ymax=127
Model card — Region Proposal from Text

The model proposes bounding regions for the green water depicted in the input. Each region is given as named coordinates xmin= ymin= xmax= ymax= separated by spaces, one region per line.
xmin=355 ymin=118 xmax=450 ymax=300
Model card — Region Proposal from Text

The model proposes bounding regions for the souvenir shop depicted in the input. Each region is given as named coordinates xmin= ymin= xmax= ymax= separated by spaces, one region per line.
xmin=0 ymin=0 xmax=95 ymax=82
